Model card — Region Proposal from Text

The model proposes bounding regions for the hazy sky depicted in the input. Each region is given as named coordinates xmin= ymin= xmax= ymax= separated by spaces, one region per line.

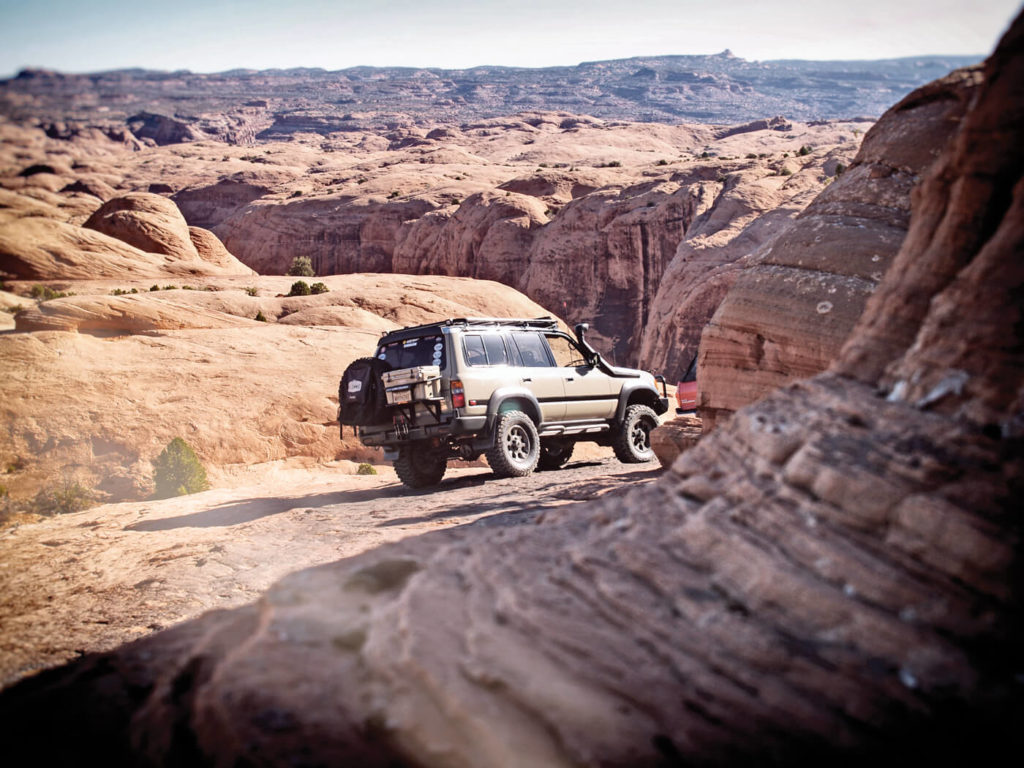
xmin=0 ymin=0 xmax=1020 ymax=76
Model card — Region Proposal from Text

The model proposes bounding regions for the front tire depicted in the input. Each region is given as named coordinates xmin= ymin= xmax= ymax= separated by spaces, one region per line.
xmin=394 ymin=446 xmax=447 ymax=489
xmin=612 ymin=404 xmax=658 ymax=463
xmin=486 ymin=410 xmax=540 ymax=478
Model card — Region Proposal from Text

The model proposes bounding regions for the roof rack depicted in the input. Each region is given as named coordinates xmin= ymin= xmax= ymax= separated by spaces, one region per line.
xmin=379 ymin=316 xmax=558 ymax=341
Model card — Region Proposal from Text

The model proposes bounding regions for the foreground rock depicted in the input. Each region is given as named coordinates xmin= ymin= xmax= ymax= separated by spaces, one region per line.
xmin=1 ymin=15 xmax=1020 ymax=766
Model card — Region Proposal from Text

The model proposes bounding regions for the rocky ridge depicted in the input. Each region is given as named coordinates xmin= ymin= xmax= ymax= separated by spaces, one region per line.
xmin=0 ymin=53 xmax=980 ymax=131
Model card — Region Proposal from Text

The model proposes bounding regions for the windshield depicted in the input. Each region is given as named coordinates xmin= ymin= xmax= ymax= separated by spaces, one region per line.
xmin=376 ymin=334 xmax=446 ymax=370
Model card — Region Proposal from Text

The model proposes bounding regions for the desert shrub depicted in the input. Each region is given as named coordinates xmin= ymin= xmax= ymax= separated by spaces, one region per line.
xmin=182 ymin=285 xmax=195 ymax=290
xmin=244 ymin=286 xmax=258 ymax=296
xmin=656 ymin=159 xmax=668 ymax=166
xmin=30 ymin=285 xmax=72 ymax=301
xmin=356 ymin=462 xmax=377 ymax=475
xmin=779 ymin=167 xmax=794 ymax=176
xmin=150 ymin=285 xmax=160 ymax=291
xmin=288 ymin=280 xmax=311 ymax=296
xmin=152 ymin=437 xmax=210 ymax=498
xmin=289 ymin=190 xmax=303 ymax=198
xmin=387 ymin=190 xmax=400 ymax=199
xmin=835 ymin=163 xmax=847 ymax=176
xmin=746 ymin=153 xmax=757 ymax=159
xmin=798 ymin=145 xmax=812 ymax=156
xmin=111 ymin=288 xmax=128 ymax=296
xmin=310 ymin=282 xmax=329 ymax=295
xmin=163 ymin=285 xmax=177 ymax=290
xmin=287 ymin=256 xmax=315 ymax=277
xmin=255 ymin=310 xmax=267 ymax=322
xmin=31 ymin=477 xmax=96 ymax=516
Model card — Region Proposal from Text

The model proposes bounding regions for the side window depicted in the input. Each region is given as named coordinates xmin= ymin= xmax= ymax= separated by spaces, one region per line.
xmin=463 ymin=333 xmax=510 ymax=366
xmin=546 ymin=334 xmax=588 ymax=368
xmin=482 ymin=333 xmax=509 ymax=366
xmin=512 ymin=332 xmax=553 ymax=368
xmin=463 ymin=335 xmax=486 ymax=366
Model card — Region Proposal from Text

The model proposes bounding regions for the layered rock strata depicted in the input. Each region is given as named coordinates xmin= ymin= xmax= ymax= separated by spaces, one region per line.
xmin=1 ymin=15 xmax=1020 ymax=766
xmin=689 ymin=67 xmax=982 ymax=429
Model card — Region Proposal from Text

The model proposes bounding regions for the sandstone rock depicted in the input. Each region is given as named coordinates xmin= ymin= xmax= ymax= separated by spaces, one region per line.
xmin=126 ymin=111 xmax=205 ymax=145
xmin=693 ymin=67 xmax=982 ymax=430
xmin=650 ymin=413 xmax=702 ymax=468
xmin=2 ymin=15 xmax=1018 ymax=766
xmin=83 ymin=192 xmax=202 ymax=259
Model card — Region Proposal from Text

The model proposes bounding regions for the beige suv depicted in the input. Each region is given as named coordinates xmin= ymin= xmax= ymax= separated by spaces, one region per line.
xmin=340 ymin=317 xmax=669 ymax=488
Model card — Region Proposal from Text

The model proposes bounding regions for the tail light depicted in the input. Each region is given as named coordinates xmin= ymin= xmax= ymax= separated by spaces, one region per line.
xmin=450 ymin=379 xmax=466 ymax=409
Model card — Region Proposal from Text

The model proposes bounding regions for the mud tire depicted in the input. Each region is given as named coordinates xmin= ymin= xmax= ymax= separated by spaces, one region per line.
xmin=538 ymin=439 xmax=574 ymax=471
xmin=394 ymin=446 xmax=447 ymax=489
xmin=612 ymin=404 xmax=658 ymax=463
xmin=486 ymin=411 xmax=540 ymax=478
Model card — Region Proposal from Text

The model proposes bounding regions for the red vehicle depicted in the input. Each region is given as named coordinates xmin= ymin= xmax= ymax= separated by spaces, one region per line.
xmin=676 ymin=355 xmax=698 ymax=413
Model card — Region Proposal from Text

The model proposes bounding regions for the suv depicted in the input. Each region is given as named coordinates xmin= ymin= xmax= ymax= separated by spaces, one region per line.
xmin=339 ymin=317 xmax=669 ymax=489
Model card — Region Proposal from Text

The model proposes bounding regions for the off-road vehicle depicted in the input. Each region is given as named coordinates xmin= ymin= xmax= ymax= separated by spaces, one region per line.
xmin=338 ymin=317 xmax=669 ymax=489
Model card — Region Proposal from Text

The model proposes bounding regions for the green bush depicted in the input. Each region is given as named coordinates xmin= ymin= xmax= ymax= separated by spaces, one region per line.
xmin=150 ymin=285 xmax=160 ymax=292
xmin=835 ymin=163 xmax=847 ymax=176
xmin=656 ymin=159 xmax=669 ymax=166
xmin=244 ymin=286 xmax=258 ymax=296
xmin=31 ymin=478 xmax=96 ymax=516
xmin=779 ymin=167 xmax=794 ymax=176
xmin=356 ymin=462 xmax=377 ymax=475
xmin=30 ymin=285 xmax=72 ymax=301
xmin=152 ymin=437 xmax=210 ymax=498
xmin=288 ymin=280 xmax=311 ymax=296
xmin=255 ymin=310 xmax=267 ymax=322
xmin=310 ymin=282 xmax=329 ymax=294
xmin=287 ymin=256 xmax=315 ymax=277
xmin=798 ymin=145 xmax=812 ymax=156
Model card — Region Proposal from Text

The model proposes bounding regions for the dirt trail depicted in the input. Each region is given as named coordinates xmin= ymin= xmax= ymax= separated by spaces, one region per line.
xmin=0 ymin=455 xmax=661 ymax=688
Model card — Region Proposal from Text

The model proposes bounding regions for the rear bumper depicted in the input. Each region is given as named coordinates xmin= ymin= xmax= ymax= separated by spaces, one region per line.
xmin=358 ymin=412 xmax=486 ymax=447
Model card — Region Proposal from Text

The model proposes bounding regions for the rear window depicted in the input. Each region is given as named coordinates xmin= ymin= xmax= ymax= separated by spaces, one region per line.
xmin=377 ymin=334 xmax=446 ymax=369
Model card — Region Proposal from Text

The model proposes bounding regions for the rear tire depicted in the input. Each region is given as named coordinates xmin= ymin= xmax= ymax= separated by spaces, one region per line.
xmin=612 ymin=404 xmax=658 ymax=463
xmin=538 ymin=439 xmax=574 ymax=471
xmin=486 ymin=410 xmax=540 ymax=478
xmin=394 ymin=446 xmax=447 ymax=489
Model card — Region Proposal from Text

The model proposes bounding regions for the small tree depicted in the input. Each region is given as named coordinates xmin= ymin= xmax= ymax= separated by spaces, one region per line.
xmin=310 ymin=282 xmax=329 ymax=294
xmin=152 ymin=437 xmax=210 ymax=498
xmin=287 ymin=256 xmax=315 ymax=277
xmin=289 ymin=280 xmax=311 ymax=296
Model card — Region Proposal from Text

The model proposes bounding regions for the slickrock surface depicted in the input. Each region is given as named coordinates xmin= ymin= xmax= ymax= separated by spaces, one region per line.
xmin=0 ymin=274 xmax=554 ymax=502
xmin=687 ymin=66 xmax=981 ymax=430
xmin=1 ymin=16 xmax=1020 ymax=768
xmin=0 ymin=456 xmax=654 ymax=689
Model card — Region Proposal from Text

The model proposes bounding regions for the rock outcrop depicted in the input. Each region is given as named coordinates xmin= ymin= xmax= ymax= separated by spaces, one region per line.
xmin=0 ymin=191 xmax=255 ymax=279
xmin=690 ymin=67 xmax=982 ymax=429
xmin=1 ymin=15 xmax=1020 ymax=766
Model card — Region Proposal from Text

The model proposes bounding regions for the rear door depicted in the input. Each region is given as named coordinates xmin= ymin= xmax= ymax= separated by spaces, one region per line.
xmin=509 ymin=331 xmax=566 ymax=421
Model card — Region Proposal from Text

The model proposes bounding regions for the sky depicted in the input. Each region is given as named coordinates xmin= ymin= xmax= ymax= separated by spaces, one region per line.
xmin=0 ymin=0 xmax=1020 ymax=77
